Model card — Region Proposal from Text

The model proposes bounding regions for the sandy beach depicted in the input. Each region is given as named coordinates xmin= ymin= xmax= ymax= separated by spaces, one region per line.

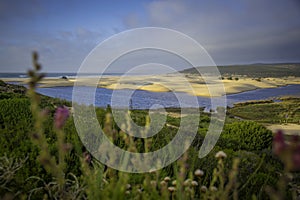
xmin=2 ymin=74 xmax=300 ymax=97
xmin=266 ymin=123 xmax=300 ymax=135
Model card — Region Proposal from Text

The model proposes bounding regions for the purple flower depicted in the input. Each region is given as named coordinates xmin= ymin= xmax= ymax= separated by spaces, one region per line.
xmin=292 ymin=145 xmax=300 ymax=170
xmin=273 ymin=130 xmax=286 ymax=156
xmin=54 ymin=106 xmax=69 ymax=129
xmin=273 ymin=130 xmax=300 ymax=171
xmin=83 ymin=152 xmax=92 ymax=164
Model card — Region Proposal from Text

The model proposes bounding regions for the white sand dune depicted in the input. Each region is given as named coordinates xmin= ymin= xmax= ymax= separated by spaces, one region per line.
xmin=2 ymin=75 xmax=300 ymax=97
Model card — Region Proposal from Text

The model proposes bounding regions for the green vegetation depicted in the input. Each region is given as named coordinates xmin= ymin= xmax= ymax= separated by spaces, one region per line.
xmin=218 ymin=121 xmax=273 ymax=151
xmin=0 ymin=54 xmax=300 ymax=199
xmin=181 ymin=63 xmax=300 ymax=77
xmin=229 ymin=98 xmax=300 ymax=124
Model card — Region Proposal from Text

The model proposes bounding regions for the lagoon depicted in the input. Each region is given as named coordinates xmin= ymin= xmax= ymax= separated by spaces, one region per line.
xmin=35 ymin=84 xmax=300 ymax=110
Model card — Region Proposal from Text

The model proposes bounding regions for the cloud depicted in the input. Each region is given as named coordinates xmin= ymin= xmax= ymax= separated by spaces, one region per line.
xmin=139 ymin=0 xmax=300 ymax=64
xmin=123 ymin=13 xmax=141 ymax=28
xmin=1 ymin=0 xmax=299 ymax=72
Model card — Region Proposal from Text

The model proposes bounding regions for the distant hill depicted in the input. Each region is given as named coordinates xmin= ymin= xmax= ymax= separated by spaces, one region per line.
xmin=180 ymin=63 xmax=300 ymax=77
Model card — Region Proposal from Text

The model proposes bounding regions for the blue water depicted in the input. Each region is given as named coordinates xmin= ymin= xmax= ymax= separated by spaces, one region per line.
xmin=226 ymin=84 xmax=300 ymax=106
xmin=34 ymin=84 xmax=300 ymax=110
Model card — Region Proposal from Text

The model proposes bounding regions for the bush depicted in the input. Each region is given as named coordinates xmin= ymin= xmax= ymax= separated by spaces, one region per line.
xmin=0 ymin=80 xmax=6 ymax=86
xmin=218 ymin=121 xmax=273 ymax=151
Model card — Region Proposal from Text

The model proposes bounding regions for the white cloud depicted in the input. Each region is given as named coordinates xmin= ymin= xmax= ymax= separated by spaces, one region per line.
xmin=139 ymin=0 xmax=300 ymax=64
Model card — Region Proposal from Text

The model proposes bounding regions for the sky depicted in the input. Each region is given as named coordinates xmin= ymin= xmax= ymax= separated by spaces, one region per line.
xmin=0 ymin=0 xmax=300 ymax=73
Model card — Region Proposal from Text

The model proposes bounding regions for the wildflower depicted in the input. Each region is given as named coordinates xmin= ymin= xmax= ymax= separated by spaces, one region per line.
xmin=194 ymin=169 xmax=204 ymax=177
xmin=292 ymin=145 xmax=300 ymax=170
xmin=83 ymin=152 xmax=91 ymax=164
xmin=172 ymin=180 xmax=177 ymax=186
xmin=168 ymin=186 xmax=176 ymax=192
xmin=191 ymin=181 xmax=198 ymax=186
xmin=210 ymin=186 xmax=218 ymax=192
xmin=126 ymin=184 xmax=132 ymax=190
xmin=160 ymin=180 xmax=167 ymax=186
xmin=273 ymin=130 xmax=286 ymax=155
xmin=54 ymin=106 xmax=69 ymax=129
xmin=215 ymin=151 xmax=227 ymax=159
xmin=149 ymin=168 xmax=156 ymax=173
xmin=183 ymin=179 xmax=191 ymax=187
xmin=164 ymin=176 xmax=171 ymax=182
xmin=200 ymin=186 xmax=207 ymax=193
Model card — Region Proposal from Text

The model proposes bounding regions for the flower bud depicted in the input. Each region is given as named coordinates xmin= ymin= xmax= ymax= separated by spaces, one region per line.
xmin=191 ymin=181 xmax=198 ymax=186
xmin=163 ymin=176 xmax=171 ymax=182
xmin=83 ymin=152 xmax=92 ymax=164
xmin=168 ymin=186 xmax=176 ymax=192
xmin=273 ymin=130 xmax=286 ymax=155
xmin=200 ymin=186 xmax=207 ymax=193
xmin=215 ymin=151 xmax=227 ymax=159
xmin=194 ymin=169 xmax=204 ymax=177
xmin=292 ymin=145 xmax=300 ymax=170
xmin=54 ymin=106 xmax=69 ymax=129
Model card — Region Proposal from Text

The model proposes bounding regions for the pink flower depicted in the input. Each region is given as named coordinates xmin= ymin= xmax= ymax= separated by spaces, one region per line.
xmin=273 ymin=130 xmax=286 ymax=155
xmin=83 ymin=152 xmax=92 ymax=164
xmin=292 ymin=145 xmax=300 ymax=170
xmin=54 ymin=106 xmax=69 ymax=129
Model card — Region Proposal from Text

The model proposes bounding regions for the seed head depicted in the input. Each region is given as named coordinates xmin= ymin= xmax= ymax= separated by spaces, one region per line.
xmin=200 ymin=186 xmax=207 ymax=193
xmin=215 ymin=151 xmax=227 ymax=159
xmin=183 ymin=179 xmax=191 ymax=187
xmin=172 ymin=180 xmax=177 ymax=186
xmin=160 ymin=180 xmax=167 ymax=186
xmin=126 ymin=184 xmax=132 ymax=190
xmin=168 ymin=186 xmax=176 ymax=192
xmin=194 ymin=169 xmax=204 ymax=177
xmin=210 ymin=186 xmax=218 ymax=192
xmin=164 ymin=176 xmax=171 ymax=182
xmin=191 ymin=181 xmax=198 ymax=186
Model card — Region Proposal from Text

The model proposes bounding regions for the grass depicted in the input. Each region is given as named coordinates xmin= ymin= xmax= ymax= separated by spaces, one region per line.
xmin=228 ymin=98 xmax=300 ymax=124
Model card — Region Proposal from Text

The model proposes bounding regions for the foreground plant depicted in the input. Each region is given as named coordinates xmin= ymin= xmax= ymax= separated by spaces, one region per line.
xmin=266 ymin=130 xmax=300 ymax=200
xmin=26 ymin=52 xmax=86 ymax=199
xmin=203 ymin=151 xmax=239 ymax=200
xmin=0 ymin=155 xmax=27 ymax=198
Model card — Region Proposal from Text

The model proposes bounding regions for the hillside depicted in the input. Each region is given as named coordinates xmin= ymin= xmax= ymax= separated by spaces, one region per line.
xmin=181 ymin=63 xmax=300 ymax=77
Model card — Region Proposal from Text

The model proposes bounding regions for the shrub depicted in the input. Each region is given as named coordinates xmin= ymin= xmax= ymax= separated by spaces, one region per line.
xmin=0 ymin=80 xmax=6 ymax=86
xmin=218 ymin=121 xmax=273 ymax=151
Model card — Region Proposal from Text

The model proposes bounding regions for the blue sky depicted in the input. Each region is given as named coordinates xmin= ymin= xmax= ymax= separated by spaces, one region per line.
xmin=0 ymin=0 xmax=299 ymax=72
